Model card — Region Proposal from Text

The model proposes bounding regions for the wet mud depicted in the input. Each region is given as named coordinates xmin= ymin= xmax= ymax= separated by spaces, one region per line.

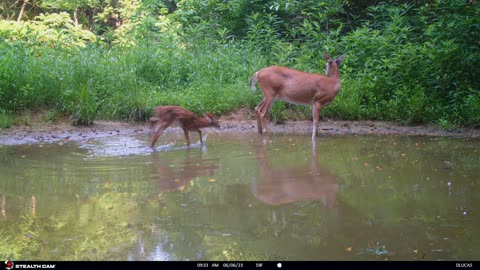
xmin=1 ymin=118 xmax=479 ymax=146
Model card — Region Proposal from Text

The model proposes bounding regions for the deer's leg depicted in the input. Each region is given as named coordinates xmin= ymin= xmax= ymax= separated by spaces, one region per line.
xmin=255 ymin=99 xmax=265 ymax=134
xmin=311 ymin=101 xmax=323 ymax=140
xmin=197 ymin=129 xmax=203 ymax=143
xmin=183 ymin=128 xmax=191 ymax=147
xmin=150 ymin=121 xmax=171 ymax=148
xmin=259 ymin=94 xmax=275 ymax=135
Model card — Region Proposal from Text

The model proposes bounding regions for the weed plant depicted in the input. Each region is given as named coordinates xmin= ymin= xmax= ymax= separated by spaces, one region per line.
xmin=0 ymin=0 xmax=478 ymax=128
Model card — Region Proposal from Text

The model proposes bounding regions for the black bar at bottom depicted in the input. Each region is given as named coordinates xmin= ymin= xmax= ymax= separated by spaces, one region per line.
xmin=5 ymin=261 xmax=479 ymax=270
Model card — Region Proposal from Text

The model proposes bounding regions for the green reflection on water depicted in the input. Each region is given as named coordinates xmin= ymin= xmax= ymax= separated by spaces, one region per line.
xmin=0 ymin=133 xmax=479 ymax=260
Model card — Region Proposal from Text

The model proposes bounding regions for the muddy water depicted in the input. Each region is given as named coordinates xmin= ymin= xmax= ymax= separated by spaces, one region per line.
xmin=0 ymin=132 xmax=479 ymax=261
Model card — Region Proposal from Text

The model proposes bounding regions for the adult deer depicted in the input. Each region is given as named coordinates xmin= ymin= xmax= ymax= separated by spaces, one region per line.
xmin=249 ymin=53 xmax=345 ymax=139
xmin=149 ymin=105 xmax=220 ymax=148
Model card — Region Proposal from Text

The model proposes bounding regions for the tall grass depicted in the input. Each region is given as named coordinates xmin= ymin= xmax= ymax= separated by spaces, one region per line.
xmin=0 ymin=110 xmax=12 ymax=128
xmin=1 ymin=0 xmax=479 ymax=128
xmin=0 ymin=39 xmax=264 ymax=125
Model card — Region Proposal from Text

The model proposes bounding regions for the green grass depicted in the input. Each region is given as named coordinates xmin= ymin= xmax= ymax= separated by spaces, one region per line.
xmin=1 ymin=7 xmax=479 ymax=129
xmin=1 ymin=1 xmax=479 ymax=129
xmin=0 ymin=40 xmax=265 ymax=126
xmin=0 ymin=110 xmax=12 ymax=128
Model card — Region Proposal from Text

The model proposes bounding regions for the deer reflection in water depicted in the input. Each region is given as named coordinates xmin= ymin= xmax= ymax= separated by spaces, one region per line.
xmin=1 ymin=193 xmax=5 ymax=219
xmin=252 ymin=139 xmax=338 ymax=207
xmin=151 ymin=146 xmax=218 ymax=193
xmin=1 ymin=193 xmax=37 ymax=219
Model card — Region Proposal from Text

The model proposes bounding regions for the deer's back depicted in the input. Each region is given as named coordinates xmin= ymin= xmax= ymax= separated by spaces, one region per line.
xmin=257 ymin=66 xmax=338 ymax=105
xmin=258 ymin=66 xmax=319 ymax=87
xmin=153 ymin=106 xmax=196 ymax=120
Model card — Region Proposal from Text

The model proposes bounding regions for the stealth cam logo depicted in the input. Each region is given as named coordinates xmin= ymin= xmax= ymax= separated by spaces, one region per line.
xmin=5 ymin=261 xmax=14 ymax=270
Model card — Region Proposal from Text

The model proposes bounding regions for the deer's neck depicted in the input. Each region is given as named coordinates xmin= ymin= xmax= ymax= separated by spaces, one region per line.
xmin=327 ymin=68 xmax=340 ymax=80
xmin=193 ymin=117 xmax=211 ymax=128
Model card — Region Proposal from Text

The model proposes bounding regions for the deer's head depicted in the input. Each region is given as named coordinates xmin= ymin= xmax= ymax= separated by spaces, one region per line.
xmin=203 ymin=113 xmax=220 ymax=128
xmin=324 ymin=53 xmax=345 ymax=77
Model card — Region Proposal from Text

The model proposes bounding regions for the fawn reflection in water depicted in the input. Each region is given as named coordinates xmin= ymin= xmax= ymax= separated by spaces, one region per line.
xmin=150 ymin=146 xmax=219 ymax=192
xmin=252 ymin=138 xmax=338 ymax=207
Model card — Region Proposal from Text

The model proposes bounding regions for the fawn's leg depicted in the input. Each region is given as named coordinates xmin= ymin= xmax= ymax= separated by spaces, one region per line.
xmin=150 ymin=121 xmax=170 ymax=148
xmin=183 ymin=128 xmax=191 ymax=147
xmin=197 ymin=129 xmax=203 ymax=143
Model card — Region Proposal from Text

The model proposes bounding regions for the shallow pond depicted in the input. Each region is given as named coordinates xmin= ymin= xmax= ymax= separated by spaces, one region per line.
xmin=0 ymin=131 xmax=479 ymax=261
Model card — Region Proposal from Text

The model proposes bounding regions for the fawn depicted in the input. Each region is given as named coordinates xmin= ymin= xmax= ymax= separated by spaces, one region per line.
xmin=149 ymin=105 xmax=220 ymax=148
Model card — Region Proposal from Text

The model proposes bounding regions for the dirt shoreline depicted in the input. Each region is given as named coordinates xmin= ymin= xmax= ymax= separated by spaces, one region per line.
xmin=1 ymin=118 xmax=479 ymax=146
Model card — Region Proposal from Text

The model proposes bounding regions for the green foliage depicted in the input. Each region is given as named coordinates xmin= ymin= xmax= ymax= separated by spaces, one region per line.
xmin=325 ymin=77 xmax=365 ymax=120
xmin=0 ymin=0 xmax=478 ymax=128
xmin=42 ymin=0 xmax=99 ymax=10
xmin=0 ymin=110 xmax=12 ymax=128
xmin=0 ymin=13 xmax=96 ymax=47
xmin=268 ymin=101 xmax=286 ymax=124
xmin=438 ymin=117 xmax=455 ymax=131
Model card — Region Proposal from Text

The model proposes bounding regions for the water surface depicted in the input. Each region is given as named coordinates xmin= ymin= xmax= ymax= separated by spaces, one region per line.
xmin=0 ymin=132 xmax=479 ymax=260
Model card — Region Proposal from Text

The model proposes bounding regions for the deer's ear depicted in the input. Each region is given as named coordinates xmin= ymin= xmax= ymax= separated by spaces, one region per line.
xmin=324 ymin=53 xmax=330 ymax=61
xmin=207 ymin=113 xmax=215 ymax=119
xmin=335 ymin=54 xmax=345 ymax=64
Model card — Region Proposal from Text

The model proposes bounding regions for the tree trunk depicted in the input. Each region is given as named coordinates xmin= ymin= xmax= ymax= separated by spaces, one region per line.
xmin=17 ymin=0 xmax=29 ymax=22
xmin=73 ymin=8 xmax=78 ymax=27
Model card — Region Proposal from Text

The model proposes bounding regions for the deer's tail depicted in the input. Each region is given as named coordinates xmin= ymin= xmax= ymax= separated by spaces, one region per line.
xmin=249 ymin=71 xmax=258 ymax=92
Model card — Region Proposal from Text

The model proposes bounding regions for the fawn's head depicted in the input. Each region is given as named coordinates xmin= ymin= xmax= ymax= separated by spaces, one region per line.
xmin=203 ymin=113 xmax=220 ymax=128
xmin=149 ymin=117 xmax=159 ymax=128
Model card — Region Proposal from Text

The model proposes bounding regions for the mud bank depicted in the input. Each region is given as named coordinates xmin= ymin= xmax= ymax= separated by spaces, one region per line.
xmin=1 ymin=119 xmax=479 ymax=146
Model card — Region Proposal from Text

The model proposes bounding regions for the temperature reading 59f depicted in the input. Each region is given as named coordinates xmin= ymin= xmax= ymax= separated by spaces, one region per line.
xmin=256 ymin=263 xmax=263 ymax=268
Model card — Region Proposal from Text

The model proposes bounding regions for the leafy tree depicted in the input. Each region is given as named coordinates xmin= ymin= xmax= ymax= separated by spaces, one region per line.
xmin=42 ymin=0 xmax=99 ymax=27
